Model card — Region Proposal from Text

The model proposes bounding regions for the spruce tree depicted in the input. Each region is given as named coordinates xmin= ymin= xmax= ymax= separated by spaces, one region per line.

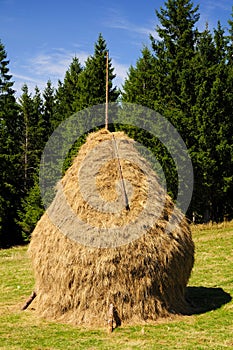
xmin=17 ymin=174 xmax=44 ymax=242
xmin=121 ymin=1 xmax=233 ymax=221
xmin=227 ymin=7 xmax=233 ymax=63
xmin=150 ymin=0 xmax=199 ymax=111
xmin=32 ymin=86 xmax=44 ymax=162
xmin=54 ymin=34 xmax=120 ymax=172
xmin=42 ymin=80 xmax=55 ymax=140
xmin=18 ymin=84 xmax=42 ymax=192
xmin=54 ymin=57 xmax=83 ymax=126
xmin=0 ymin=40 xmax=22 ymax=247
xmin=122 ymin=1 xmax=201 ymax=214
xmin=214 ymin=21 xmax=228 ymax=63
xmin=17 ymin=85 xmax=47 ymax=240
xmin=216 ymin=12 xmax=233 ymax=219
xmin=78 ymin=33 xmax=119 ymax=110
xmin=189 ymin=23 xmax=232 ymax=221
xmin=122 ymin=46 xmax=157 ymax=109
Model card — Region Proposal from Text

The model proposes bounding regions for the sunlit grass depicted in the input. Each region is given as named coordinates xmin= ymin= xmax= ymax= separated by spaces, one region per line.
xmin=0 ymin=222 xmax=232 ymax=349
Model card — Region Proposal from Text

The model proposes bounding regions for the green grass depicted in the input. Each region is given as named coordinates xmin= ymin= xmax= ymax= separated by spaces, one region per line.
xmin=0 ymin=222 xmax=233 ymax=349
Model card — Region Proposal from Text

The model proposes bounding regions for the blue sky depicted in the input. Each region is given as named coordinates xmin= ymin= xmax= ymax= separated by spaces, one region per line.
xmin=0 ymin=0 xmax=232 ymax=96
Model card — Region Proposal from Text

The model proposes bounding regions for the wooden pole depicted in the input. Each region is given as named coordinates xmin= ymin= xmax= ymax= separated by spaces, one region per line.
xmin=21 ymin=291 xmax=37 ymax=310
xmin=105 ymin=50 xmax=109 ymax=130
xmin=108 ymin=303 xmax=114 ymax=333
xmin=112 ymin=134 xmax=130 ymax=211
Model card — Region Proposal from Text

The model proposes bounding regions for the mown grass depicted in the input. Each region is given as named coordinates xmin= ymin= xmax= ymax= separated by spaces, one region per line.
xmin=0 ymin=222 xmax=232 ymax=349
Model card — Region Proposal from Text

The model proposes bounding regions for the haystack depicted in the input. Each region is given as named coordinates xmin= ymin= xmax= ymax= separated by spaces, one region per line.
xmin=28 ymin=129 xmax=194 ymax=326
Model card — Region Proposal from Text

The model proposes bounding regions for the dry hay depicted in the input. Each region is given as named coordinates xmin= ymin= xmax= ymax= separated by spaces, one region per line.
xmin=28 ymin=129 xmax=194 ymax=326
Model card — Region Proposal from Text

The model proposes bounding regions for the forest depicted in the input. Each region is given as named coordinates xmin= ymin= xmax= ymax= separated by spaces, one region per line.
xmin=0 ymin=0 xmax=233 ymax=247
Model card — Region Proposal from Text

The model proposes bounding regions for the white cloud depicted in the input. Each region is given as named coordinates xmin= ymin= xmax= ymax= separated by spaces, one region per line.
xmin=112 ymin=59 xmax=128 ymax=88
xmin=12 ymin=48 xmax=129 ymax=97
xmin=109 ymin=18 xmax=155 ymax=36
xmin=29 ymin=49 xmax=89 ymax=79
xmin=104 ymin=9 xmax=159 ymax=40
xmin=11 ymin=72 xmax=52 ymax=97
xmin=11 ymin=48 xmax=90 ymax=96
xmin=198 ymin=0 xmax=232 ymax=31
xmin=12 ymin=73 xmax=44 ymax=84
xmin=201 ymin=0 xmax=231 ymax=13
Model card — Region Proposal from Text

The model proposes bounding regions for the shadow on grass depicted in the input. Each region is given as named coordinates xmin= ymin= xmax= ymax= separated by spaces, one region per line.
xmin=185 ymin=286 xmax=232 ymax=314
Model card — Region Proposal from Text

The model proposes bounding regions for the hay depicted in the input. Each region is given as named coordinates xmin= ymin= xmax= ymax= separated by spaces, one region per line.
xmin=28 ymin=129 xmax=194 ymax=326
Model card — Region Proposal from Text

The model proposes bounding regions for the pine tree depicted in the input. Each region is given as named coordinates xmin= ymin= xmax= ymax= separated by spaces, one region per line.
xmin=32 ymin=86 xmax=44 ymax=162
xmin=215 ymin=13 xmax=233 ymax=219
xmin=17 ymin=85 xmax=47 ymax=241
xmin=214 ymin=21 xmax=228 ymax=63
xmin=227 ymin=7 xmax=233 ymax=63
xmin=148 ymin=1 xmax=233 ymax=221
xmin=122 ymin=46 xmax=157 ymax=109
xmin=121 ymin=1 xmax=233 ymax=222
xmin=0 ymin=40 xmax=22 ymax=247
xmin=78 ymin=33 xmax=119 ymax=110
xmin=145 ymin=0 xmax=201 ymax=147
xmin=42 ymin=80 xmax=55 ymax=140
xmin=54 ymin=57 xmax=83 ymax=126
xmin=150 ymin=0 xmax=199 ymax=110
xmin=17 ymin=174 xmax=44 ymax=242
xmin=190 ymin=23 xmax=232 ymax=221
xmin=18 ymin=84 xmax=41 ymax=192
xmin=54 ymin=35 xmax=120 ymax=172
xmin=122 ymin=1 xmax=201 ymax=213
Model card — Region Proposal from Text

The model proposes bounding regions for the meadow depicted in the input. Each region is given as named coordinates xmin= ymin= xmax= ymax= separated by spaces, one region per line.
xmin=0 ymin=222 xmax=232 ymax=349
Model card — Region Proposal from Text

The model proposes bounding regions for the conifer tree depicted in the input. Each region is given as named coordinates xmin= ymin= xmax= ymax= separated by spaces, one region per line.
xmin=123 ymin=0 xmax=201 ymax=214
xmin=122 ymin=1 xmax=233 ymax=221
xmin=78 ymin=33 xmax=119 ymax=110
xmin=42 ymin=80 xmax=55 ymax=141
xmin=122 ymin=46 xmax=157 ymax=109
xmin=0 ymin=40 xmax=22 ymax=247
xmin=150 ymin=0 xmax=199 ymax=110
xmin=214 ymin=12 xmax=233 ymax=219
xmin=54 ymin=57 xmax=83 ymax=126
xmin=214 ymin=21 xmax=228 ymax=63
xmin=17 ymin=85 xmax=47 ymax=240
xmin=17 ymin=174 xmax=44 ymax=242
xmin=32 ymin=86 xmax=44 ymax=161
xmin=18 ymin=84 xmax=42 ymax=192
xmin=227 ymin=7 xmax=233 ymax=63
xmin=190 ymin=23 xmax=232 ymax=221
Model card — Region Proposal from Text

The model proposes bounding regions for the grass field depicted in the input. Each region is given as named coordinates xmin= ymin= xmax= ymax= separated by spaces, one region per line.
xmin=0 ymin=222 xmax=232 ymax=349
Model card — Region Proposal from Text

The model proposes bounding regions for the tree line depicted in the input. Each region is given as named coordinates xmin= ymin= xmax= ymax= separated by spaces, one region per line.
xmin=0 ymin=0 xmax=233 ymax=247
